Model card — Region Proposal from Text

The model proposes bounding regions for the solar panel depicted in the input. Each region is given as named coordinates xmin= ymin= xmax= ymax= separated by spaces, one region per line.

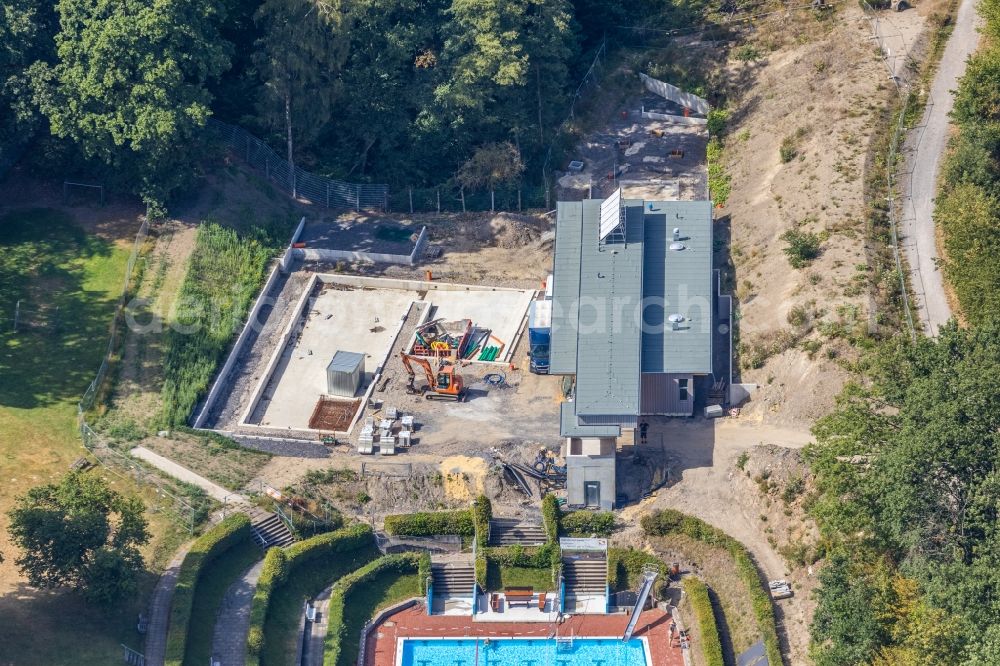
xmin=599 ymin=188 xmax=623 ymax=241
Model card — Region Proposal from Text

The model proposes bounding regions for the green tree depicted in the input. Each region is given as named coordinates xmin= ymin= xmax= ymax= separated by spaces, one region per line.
xmin=0 ymin=0 xmax=57 ymax=148
xmin=34 ymin=0 xmax=230 ymax=205
xmin=456 ymin=141 xmax=525 ymax=208
xmin=7 ymin=472 xmax=149 ymax=605
xmin=253 ymin=0 xmax=350 ymax=196
xmin=437 ymin=0 xmax=577 ymax=152
xmin=952 ymin=48 xmax=1000 ymax=125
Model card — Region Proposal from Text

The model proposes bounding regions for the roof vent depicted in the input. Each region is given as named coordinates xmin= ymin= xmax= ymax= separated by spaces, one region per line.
xmin=668 ymin=314 xmax=685 ymax=323
xmin=673 ymin=227 xmax=681 ymax=241
xmin=669 ymin=241 xmax=685 ymax=251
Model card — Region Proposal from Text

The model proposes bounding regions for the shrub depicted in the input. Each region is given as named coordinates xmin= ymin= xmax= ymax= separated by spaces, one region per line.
xmin=323 ymin=554 xmax=421 ymax=666
xmin=541 ymin=494 xmax=560 ymax=543
xmin=608 ymin=548 xmax=667 ymax=592
xmin=641 ymin=509 xmax=782 ymax=666
xmin=683 ymin=577 xmax=725 ymax=666
xmin=383 ymin=510 xmax=474 ymax=537
xmin=166 ymin=513 xmax=252 ymax=666
xmin=707 ymin=137 xmax=731 ymax=205
xmin=560 ymin=510 xmax=615 ymax=537
xmin=246 ymin=524 xmax=373 ymax=665
xmin=733 ymin=44 xmax=761 ymax=63
xmin=779 ymin=135 xmax=798 ymax=163
xmin=781 ymin=229 xmax=821 ymax=268
xmin=707 ymin=109 xmax=729 ymax=136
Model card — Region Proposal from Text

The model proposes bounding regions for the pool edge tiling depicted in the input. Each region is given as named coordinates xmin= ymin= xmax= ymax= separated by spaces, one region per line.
xmin=368 ymin=606 xmax=683 ymax=666
xmin=396 ymin=636 xmax=652 ymax=666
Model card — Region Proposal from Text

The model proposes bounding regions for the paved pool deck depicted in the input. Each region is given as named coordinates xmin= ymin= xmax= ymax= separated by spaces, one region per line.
xmin=366 ymin=605 xmax=684 ymax=666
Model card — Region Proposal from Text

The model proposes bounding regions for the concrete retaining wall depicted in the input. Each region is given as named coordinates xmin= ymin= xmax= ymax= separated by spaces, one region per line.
xmin=639 ymin=73 xmax=710 ymax=115
xmin=192 ymin=261 xmax=284 ymax=428
xmin=641 ymin=109 xmax=708 ymax=126
xmin=315 ymin=273 xmax=528 ymax=294
xmin=239 ymin=273 xmax=320 ymax=426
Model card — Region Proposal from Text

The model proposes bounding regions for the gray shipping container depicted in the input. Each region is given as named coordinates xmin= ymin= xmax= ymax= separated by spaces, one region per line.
xmin=326 ymin=351 xmax=365 ymax=397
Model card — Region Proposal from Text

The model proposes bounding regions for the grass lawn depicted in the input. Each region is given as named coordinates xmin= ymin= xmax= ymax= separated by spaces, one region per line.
xmin=486 ymin=563 xmax=554 ymax=592
xmin=260 ymin=545 xmax=380 ymax=666
xmin=0 ymin=208 xmax=187 ymax=664
xmin=184 ymin=537 xmax=262 ymax=664
xmin=336 ymin=571 xmax=421 ymax=666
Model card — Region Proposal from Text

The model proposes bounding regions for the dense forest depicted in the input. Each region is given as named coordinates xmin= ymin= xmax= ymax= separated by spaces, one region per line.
xmin=0 ymin=0 xmax=705 ymax=207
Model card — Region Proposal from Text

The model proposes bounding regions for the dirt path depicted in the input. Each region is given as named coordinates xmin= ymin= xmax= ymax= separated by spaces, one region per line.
xmin=901 ymin=0 xmax=980 ymax=334
xmin=621 ymin=418 xmax=814 ymax=663
xmin=144 ymin=542 xmax=192 ymax=666
xmin=301 ymin=584 xmax=333 ymax=666
xmin=130 ymin=446 xmax=244 ymax=503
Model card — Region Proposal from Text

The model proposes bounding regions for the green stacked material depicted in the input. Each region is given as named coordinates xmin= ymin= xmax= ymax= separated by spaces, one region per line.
xmin=478 ymin=346 xmax=500 ymax=361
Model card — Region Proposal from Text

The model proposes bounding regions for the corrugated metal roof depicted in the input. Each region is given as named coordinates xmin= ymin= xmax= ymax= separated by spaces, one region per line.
xmin=550 ymin=202 xmax=583 ymax=374
xmin=559 ymin=402 xmax=621 ymax=437
xmin=641 ymin=201 xmax=714 ymax=374
xmin=327 ymin=350 xmax=365 ymax=372
xmin=574 ymin=200 xmax=644 ymax=416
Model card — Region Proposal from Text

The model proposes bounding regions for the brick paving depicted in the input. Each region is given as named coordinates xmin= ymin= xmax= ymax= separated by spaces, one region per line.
xmin=366 ymin=605 xmax=685 ymax=666
xmin=211 ymin=559 xmax=265 ymax=666
xmin=144 ymin=543 xmax=192 ymax=666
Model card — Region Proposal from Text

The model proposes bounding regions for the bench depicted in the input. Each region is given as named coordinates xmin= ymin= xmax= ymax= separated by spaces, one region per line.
xmin=504 ymin=587 xmax=533 ymax=607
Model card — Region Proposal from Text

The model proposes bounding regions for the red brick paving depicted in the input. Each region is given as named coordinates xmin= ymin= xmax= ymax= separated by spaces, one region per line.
xmin=366 ymin=605 xmax=685 ymax=666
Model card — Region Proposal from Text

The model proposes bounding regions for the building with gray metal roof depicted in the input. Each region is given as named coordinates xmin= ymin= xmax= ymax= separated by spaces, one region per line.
xmin=550 ymin=194 xmax=729 ymax=510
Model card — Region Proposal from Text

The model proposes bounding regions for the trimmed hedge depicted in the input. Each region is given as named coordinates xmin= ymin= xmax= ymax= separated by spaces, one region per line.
xmin=246 ymin=524 xmax=373 ymax=666
xmin=383 ymin=509 xmax=474 ymax=537
xmin=683 ymin=577 xmax=725 ymax=666
xmin=541 ymin=494 xmax=560 ymax=543
xmin=418 ymin=551 xmax=432 ymax=594
xmin=561 ymin=510 xmax=615 ymax=537
xmin=473 ymin=495 xmax=492 ymax=548
xmin=642 ymin=509 xmax=783 ymax=666
xmin=323 ymin=553 xmax=421 ymax=666
xmin=166 ymin=513 xmax=253 ymax=666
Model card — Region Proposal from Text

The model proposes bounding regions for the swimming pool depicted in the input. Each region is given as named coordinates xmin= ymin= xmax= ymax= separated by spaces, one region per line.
xmin=398 ymin=637 xmax=651 ymax=666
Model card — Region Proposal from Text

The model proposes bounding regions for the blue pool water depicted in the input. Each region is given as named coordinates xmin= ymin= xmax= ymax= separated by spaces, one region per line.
xmin=400 ymin=637 xmax=649 ymax=666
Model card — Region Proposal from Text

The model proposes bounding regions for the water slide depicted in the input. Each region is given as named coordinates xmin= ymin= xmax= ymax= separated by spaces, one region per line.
xmin=622 ymin=568 xmax=659 ymax=642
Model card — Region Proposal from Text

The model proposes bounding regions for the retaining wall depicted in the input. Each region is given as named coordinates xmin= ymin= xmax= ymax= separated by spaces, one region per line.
xmin=639 ymin=73 xmax=710 ymax=115
xmin=640 ymin=110 xmax=708 ymax=126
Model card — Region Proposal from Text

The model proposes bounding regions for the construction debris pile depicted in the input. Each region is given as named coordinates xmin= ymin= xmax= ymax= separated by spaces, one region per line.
xmin=411 ymin=318 xmax=506 ymax=362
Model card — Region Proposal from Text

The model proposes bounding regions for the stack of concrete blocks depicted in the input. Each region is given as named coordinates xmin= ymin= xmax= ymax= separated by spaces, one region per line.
xmin=359 ymin=416 xmax=375 ymax=454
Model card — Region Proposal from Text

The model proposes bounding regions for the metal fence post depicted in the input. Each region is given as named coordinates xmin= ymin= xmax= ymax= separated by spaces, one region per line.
xmin=437 ymin=189 xmax=441 ymax=213
xmin=356 ymin=187 xmax=360 ymax=212
xmin=409 ymin=188 xmax=413 ymax=214
xmin=326 ymin=183 xmax=330 ymax=208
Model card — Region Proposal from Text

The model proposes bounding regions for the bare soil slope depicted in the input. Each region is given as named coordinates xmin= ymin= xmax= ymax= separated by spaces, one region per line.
xmin=721 ymin=6 xmax=924 ymax=426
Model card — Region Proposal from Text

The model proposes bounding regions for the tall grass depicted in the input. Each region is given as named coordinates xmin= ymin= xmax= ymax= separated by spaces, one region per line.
xmin=160 ymin=223 xmax=273 ymax=425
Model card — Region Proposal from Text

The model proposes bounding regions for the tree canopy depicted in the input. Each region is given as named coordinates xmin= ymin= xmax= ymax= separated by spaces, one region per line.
xmin=30 ymin=0 xmax=230 ymax=204
xmin=7 ymin=472 xmax=150 ymax=605
xmin=806 ymin=322 xmax=1000 ymax=664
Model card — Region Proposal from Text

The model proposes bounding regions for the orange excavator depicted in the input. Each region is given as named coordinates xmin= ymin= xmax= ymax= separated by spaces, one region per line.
xmin=400 ymin=352 xmax=466 ymax=401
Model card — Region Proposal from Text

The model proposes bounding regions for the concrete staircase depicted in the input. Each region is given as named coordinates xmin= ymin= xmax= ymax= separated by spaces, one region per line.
xmin=488 ymin=518 xmax=547 ymax=546
xmin=430 ymin=556 xmax=476 ymax=598
xmin=563 ymin=556 xmax=608 ymax=596
xmin=247 ymin=507 xmax=296 ymax=549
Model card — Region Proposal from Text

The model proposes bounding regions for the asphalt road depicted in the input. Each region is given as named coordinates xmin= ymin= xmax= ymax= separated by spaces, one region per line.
xmin=901 ymin=0 xmax=980 ymax=335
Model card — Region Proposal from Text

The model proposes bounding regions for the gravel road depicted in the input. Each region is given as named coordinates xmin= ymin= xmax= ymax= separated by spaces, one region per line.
xmin=901 ymin=0 xmax=980 ymax=334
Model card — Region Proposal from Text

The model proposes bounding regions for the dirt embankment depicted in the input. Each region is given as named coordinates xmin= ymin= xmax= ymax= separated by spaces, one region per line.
xmin=719 ymin=5 xmax=925 ymax=427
